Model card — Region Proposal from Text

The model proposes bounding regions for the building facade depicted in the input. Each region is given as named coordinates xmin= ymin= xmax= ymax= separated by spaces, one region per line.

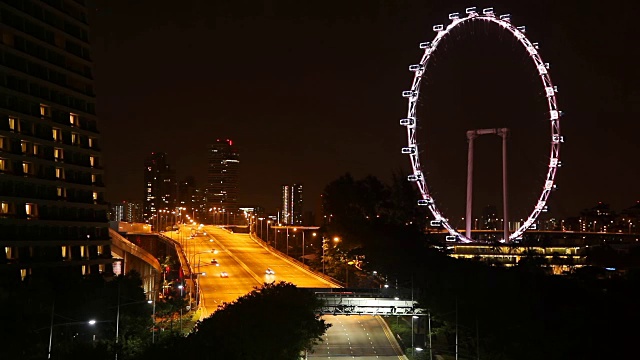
xmin=0 ymin=0 xmax=110 ymax=281
xmin=207 ymin=139 xmax=239 ymax=213
xmin=143 ymin=152 xmax=176 ymax=223
xmin=282 ymin=184 xmax=303 ymax=225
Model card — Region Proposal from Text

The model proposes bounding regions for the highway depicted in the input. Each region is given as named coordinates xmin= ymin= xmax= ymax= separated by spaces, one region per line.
xmin=165 ymin=225 xmax=404 ymax=358
xmin=310 ymin=315 xmax=404 ymax=359
xmin=169 ymin=225 xmax=338 ymax=317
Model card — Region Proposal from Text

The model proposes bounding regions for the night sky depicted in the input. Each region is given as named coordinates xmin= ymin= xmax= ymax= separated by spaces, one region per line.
xmin=90 ymin=0 xmax=639 ymax=220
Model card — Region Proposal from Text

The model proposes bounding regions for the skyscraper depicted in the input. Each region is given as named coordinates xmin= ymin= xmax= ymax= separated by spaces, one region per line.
xmin=143 ymin=152 xmax=176 ymax=222
xmin=282 ymin=184 xmax=303 ymax=225
xmin=207 ymin=139 xmax=239 ymax=213
xmin=0 ymin=1 xmax=110 ymax=280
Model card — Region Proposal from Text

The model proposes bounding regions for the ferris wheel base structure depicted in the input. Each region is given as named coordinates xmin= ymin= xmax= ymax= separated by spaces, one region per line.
xmin=401 ymin=7 xmax=563 ymax=243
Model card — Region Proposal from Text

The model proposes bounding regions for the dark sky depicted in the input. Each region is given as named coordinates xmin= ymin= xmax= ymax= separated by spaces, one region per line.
xmin=90 ymin=0 xmax=639 ymax=220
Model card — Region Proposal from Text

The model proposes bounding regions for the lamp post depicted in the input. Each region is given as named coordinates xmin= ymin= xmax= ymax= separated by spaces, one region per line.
xmin=178 ymin=284 xmax=184 ymax=334
xmin=411 ymin=315 xmax=418 ymax=357
xmin=258 ymin=217 xmax=264 ymax=240
xmin=266 ymin=220 xmax=271 ymax=244
xmin=47 ymin=314 xmax=98 ymax=359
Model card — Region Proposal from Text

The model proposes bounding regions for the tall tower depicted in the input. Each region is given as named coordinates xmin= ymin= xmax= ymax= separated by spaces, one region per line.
xmin=207 ymin=139 xmax=239 ymax=214
xmin=282 ymin=184 xmax=303 ymax=225
xmin=0 ymin=0 xmax=110 ymax=280
xmin=143 ymin=152 xmax=176 ymax=222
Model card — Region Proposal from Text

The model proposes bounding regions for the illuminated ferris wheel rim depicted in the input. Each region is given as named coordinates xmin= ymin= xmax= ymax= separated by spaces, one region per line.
xmin=400 ymin=7 xmax=563 ymax=242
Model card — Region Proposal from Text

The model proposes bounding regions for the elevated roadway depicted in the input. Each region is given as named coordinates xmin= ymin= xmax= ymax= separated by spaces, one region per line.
xmin=166 ymin=225 xmax=405 ymax=359
xmin=171 ymin=225 xmax=338 ymax=317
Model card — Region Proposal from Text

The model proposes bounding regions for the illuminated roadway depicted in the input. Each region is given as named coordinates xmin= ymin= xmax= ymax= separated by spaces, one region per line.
xmin=172 ymin=225 xmax=338 ymax=317
xmin=310 ymin=315 xmax=404 ymax=359
xmin=166 ymin=225 xmax=404 ymax=359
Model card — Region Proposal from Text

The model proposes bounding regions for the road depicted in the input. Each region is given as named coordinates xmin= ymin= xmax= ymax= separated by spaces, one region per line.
xmin=310 ymin=315 xmax=404 ymax=359
xmin=165 ymin=225 xmax=404 ymax=358
xmin=168 ymin=225 xmax=338 ymax=317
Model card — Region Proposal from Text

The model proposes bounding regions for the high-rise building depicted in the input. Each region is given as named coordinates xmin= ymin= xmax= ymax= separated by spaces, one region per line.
xmin=282 ymin=184 xmax=303 ymax=225
xmin=207 ymin=139 xmax=239 ymax=213
xmin=0 ymin=1 xmax=110 ymax=280
xmin=109 ymin=203 xmax=124 ymax=222
xmin=118 ymin=201 xmax=143 ymax=223
xmin=143 ymin=152 xmax=176 ymax=222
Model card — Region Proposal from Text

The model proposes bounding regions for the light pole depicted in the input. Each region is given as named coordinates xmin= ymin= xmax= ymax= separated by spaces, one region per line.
xmin=178 ymin=284 xmax=184 ymax=334
xmin=411 ymin=315 xmax=418 ymax=356
xmin=258 ymin=217 xmax=264 ymax=239
xmin=266 ymin=220 xmax=271 ymax=244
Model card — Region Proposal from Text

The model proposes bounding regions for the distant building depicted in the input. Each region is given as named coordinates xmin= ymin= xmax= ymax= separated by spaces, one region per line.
xmin=282 ymin=184 xmax=303 ymax=225
xmin=143 ymin=152 xmax=176 ymax=222
xmin=110 ymin=203 xmax=125 ymax=222
xmin=0 ymin=1 xmax=110 ymax=280
xmin=207 ymin=139 xmax=239 ymax=214
xmin=123 ymin=201 xmax=143 ymax=223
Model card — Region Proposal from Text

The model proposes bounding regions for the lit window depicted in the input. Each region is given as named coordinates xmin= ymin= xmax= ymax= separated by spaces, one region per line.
xmin=40 ymin=104 xmax=51 ymax=117
xmin=0 ymin=136 xmax=5 ymax=149
xmin=80 ymin=246 xmax=85 ymax=258
xmin=0 ymin=158 xmax=6 ymax=171
xmin=88 ymin=137 xmax=95 ymax=148
xmin=61 ymin=246 xmax=67 ymax=259
xmin=32 ymin=143 xmax=39 ymax=155
xmin=57 ymin=187 xmax=66 ymax=198
xmin=22 ymin=161 xmax=33 ymax=174
xmin=89 ymin=156 xmax=95 ymax=167
xmin=55 ymin=167 xmax=64 ymax=179
xmin=0 ymin=202 xmax=9 ymax=214
xmin=52 ymin=128 xmax=62 ymax=142
xmin=91 ymin=174 xmax=96 ymax=184
xmin=69 ymin=113 xmax=78 ymax=126
xmin=21 ymin=141 xmax=29 ymax=154
xmin=93 ymin=192 xmax=98 ymax=201
xmin=97 ymin=245 xmax=103 ymax=256
xmin=25 ymin=203 xmax=37 ymax=217
xmin=71 ymin=132 xmax=79 ymax=145
xmin=9 ymin=117 xmax=19 ymax=132
xmin=54 ymin=148 xmax=64 ymax=161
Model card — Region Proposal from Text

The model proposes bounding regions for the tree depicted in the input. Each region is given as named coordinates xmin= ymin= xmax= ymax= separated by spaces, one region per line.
xmin=140 ymin=281 xmax=330 ymax=360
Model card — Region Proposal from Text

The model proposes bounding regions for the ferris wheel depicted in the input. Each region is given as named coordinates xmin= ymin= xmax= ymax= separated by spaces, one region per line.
xmin=400 ymin=7 xmax=563 ymax=243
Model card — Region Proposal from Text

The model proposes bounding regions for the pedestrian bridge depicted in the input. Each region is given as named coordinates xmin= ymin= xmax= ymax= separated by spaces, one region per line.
xmin=307 ymin=288 xmax=423 ymax=316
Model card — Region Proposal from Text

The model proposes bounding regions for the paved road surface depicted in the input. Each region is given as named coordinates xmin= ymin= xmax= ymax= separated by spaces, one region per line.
xmin=168 ymin=225 xmax=337 ymax=317
xmin=165 ymin=226 xmax=403 ymax=358
xmin=310 ymin=315 xmax=404 ymax=359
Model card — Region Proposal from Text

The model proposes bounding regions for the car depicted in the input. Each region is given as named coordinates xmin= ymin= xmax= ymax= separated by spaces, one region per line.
xmin=220 ymin=272 xmax=228 ymax=278
xmin=211 ymin=259 xmax=219 ymax=266
xmin=265 ymin=268 xmax=275 ymax=275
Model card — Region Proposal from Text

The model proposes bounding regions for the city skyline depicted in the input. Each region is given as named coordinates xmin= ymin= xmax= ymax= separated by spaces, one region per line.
xmin=91 ymin=0 xmax=638 ymax=219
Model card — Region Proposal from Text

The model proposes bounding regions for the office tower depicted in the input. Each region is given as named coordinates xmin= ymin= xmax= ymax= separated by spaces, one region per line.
xmin=110 ymin=202 xmax=124 ymax=222
xmin=143 ymin=152 xmax=176 ymax=222
xmin=207 ymin=139 xmax=239 ymax=213
xmin=282 ymin=184 xmax=303 ymax=225
xmin=121 ymin=201 xmax=142 ymax=223
xmin=0 ymin=1 xmax=110 ymax=280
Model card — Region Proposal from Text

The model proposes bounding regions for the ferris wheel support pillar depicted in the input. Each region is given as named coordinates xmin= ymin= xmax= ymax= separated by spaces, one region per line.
xmin=465 ymin=133 xmax=476 ymax=240
xmin=465 ymin=128 xmax=510 ymax=242
xmin=498 ymin=128 xmax=509 ymax=243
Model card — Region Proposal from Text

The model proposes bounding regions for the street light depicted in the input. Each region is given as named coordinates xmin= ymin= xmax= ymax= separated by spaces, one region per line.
xmin=266 ymin=220 xmax=271 ymax=245
xmin=47 ymin=302 xmax=97 ymax=360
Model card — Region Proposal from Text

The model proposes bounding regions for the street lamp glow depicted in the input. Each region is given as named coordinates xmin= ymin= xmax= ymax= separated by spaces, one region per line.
xmin=88 ymin=319 xmax=96 ymax=325
xmin=333 ymin=237 xmax=340 ymax=242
